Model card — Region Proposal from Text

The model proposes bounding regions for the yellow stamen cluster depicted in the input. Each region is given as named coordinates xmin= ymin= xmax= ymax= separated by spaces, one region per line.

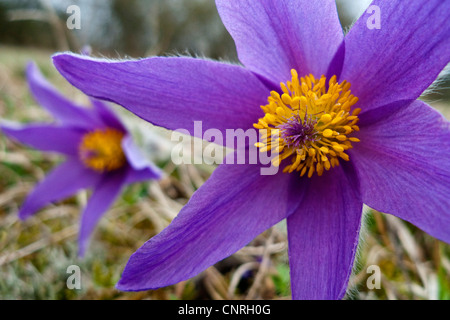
xmin=254 ymin=70 xmax=361 ymax=178
xmin=79 ymin=128 xmax=126 ymax=172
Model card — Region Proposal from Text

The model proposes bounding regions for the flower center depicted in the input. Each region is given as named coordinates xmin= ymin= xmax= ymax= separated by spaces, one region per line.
xmin=254 ymin=70 xmax=361 ymax=178
xmin=79 ymin=128 xmax=126 ymax=172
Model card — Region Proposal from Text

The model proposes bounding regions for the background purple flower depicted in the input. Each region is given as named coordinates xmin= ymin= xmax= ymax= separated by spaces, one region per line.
xmin=51 ymin=0 xmax=449 ymax=299
xmin=1 ymin=62 xmax=162 ymax=257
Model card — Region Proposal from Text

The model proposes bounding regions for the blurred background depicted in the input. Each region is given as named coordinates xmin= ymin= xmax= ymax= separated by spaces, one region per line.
xmin=0 ymin=0 xmax=449 ymax=300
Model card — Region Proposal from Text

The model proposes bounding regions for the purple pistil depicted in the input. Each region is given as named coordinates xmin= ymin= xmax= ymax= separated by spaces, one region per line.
xmin=277 ymin=113 xmax=317 ymax=149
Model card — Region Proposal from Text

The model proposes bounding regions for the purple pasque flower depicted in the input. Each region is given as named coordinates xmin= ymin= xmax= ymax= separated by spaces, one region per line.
xmin=1 ymin=62 xmax=162 ymax=257
xmin=51 ymin=0 xmax=449 ymax=299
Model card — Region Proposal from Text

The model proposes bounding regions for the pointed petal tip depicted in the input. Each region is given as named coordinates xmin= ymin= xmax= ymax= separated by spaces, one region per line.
xmin=115 ymin=269 xmax=147 ymax=292
xmin=52 ymin=53 xmax=75 ymax=75
xmin=0 ymin=120 xmax=19 ymax=132
xmin=115 ymin=268 xmax=165 ymax=292
xmin=115 ymin=162 xmax=300 ymax=294
xmin=152 ymin=167 xmax=164 ymax=180
xmin=52 ymin=51 xmax=80 ymax=61
xmin=114 ymin=281 xmax=125 ymax=291
xmin=115 ymin=277 xmax=134 ymax=292
xmin=120 ymin=134 xmax=164 ymax=181
xmin=52 ymin=53 xmax=270 ymax=137
xmin=18 ymin=207 xmax=33 ymax=221
xmin=25 ymin=60 xmax=37 ymax=76
xmin=115 ymin=279 xmax=135 ymax=292
xmin=77 ymin=230 xmax=89 ymax=258
xmin=0 ymin=121 xmax=33 ymax=135
xmin=52 ymin=52 xmax=91 ymax=76
xmin=52 ymin=51 xmax=121 ymax=67
xmin=77 ymin=243 xmax=87 ymax=259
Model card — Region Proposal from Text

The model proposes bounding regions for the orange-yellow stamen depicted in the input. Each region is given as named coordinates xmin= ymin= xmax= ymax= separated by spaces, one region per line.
xmin=254 ymin=70 xmax=360 ymax=178
xmin=79 ymin=128 xmax=126 ymax=172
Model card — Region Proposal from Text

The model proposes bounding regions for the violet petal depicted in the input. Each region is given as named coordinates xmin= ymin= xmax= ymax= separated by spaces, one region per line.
xmin=78 ymin=168 xmax=128 ymax=257
xmin=26 ymin=62 xmax=102 ymax=129
xmin=351 ymin=100 xmax=450 ymax=243
xmin=340 ymin=0 xmax=450 ymax=113
xmin=90 ymin=98 xmax=126 ymax=132
xmin=117 ymin=161 xmax=304 ymax=291
xmin=121 ymin=134 xmax=163 ymax=179
xmin=1 ymin=122 xmax=84 ymax=157
xmin=216 ymin=0 xmax=344 ymax=85
xmin=52 ymin=54 xmax=269 ymax=140
xmin=18 ymin=159 xmax=102 ymax=220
